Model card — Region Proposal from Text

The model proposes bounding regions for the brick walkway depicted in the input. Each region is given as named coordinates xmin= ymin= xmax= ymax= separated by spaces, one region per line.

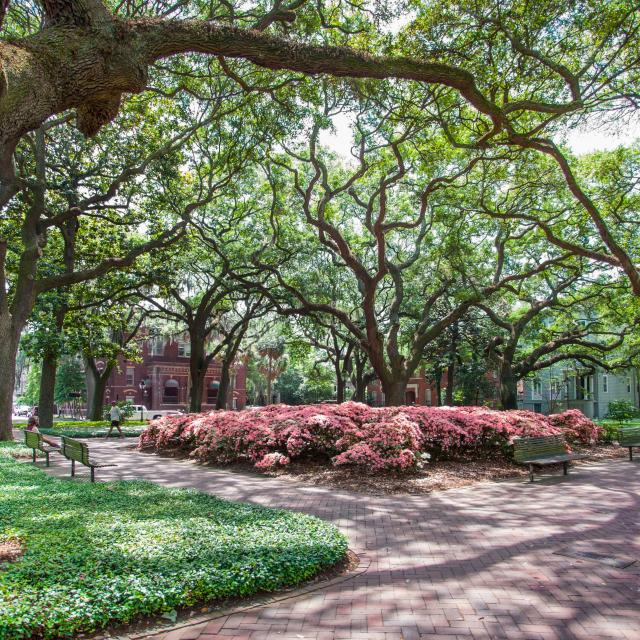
xmin=41 ymin=438 xmax=640 ymax=640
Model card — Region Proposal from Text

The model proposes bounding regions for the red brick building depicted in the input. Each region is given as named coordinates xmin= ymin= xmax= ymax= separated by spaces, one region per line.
xmin=366 ymin=368 xmax=500 ymax=406
xmin=103 ymin=336 xmax=247 ymax=411
xmin=367 ymin=369 xmax=440 ymax=406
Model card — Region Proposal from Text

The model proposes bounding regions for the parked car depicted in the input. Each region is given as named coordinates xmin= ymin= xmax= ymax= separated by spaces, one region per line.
xmin=13 ymin=404 xmax=30 ymax=416
xmin=128 ymin=405 xmax=183 ymax=421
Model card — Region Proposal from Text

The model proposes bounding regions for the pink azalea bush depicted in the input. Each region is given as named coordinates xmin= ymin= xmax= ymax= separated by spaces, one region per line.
xmin=548 ymin=409 xmax=602 ymax=444
xmin=139 ymin=403 xmax=599 ymax=473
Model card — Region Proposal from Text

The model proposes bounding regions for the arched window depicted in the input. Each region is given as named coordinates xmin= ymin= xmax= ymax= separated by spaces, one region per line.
xmin=207 ymin=380 xmax=219 ymax=404
xmin=163 ymin=379 xmax=179 ymax=404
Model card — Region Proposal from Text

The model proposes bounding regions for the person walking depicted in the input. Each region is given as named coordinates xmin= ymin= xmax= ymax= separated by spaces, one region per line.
xmin=106 ymin=401 xmax=123 ymax=438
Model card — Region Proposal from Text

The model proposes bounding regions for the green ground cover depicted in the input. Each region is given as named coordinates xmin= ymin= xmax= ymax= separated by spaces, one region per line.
xmin=0 ymin=445 xmax=347 ymax=639
xmin=14 ymin=421 xmax=146 ymax=438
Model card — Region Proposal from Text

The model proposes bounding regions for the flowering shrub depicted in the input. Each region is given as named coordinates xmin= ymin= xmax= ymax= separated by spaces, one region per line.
xmin=548 ymin=409 xmax=602 ymax=444
xmin=140 ymin=404 xmax=599 ymax=473
xmin=256 ymin=452 xmax=291 ymax=469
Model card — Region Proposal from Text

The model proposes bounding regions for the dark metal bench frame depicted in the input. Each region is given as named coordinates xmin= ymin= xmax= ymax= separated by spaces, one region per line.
xmin=513 ymin=435 xmax=586 ymax=482
xmin=24 ymin=430 xmax=59 ymax=467
xmin=60 ymin=436 xmax=116 ymax=482
xmin=618 ymin=425 xmax=640 ymax=461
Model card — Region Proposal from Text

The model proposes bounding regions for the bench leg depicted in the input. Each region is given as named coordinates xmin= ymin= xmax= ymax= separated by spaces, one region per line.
xmin=32 ymin=449 xmax=36 ymax=463
xmin=45 ymin=451 xmax=49 ymax=467
xmin=563 ymin=461 xmax=569 ymax=476
xmin=529 ymin=464 xmax=534 ymax=483
xmin=630 ymin=447 xmax=633 ymax=462
xmin=71 ymin=459 xmax=75 ymax=477
xmin=90 ymin=467 xmax=95 ymax=483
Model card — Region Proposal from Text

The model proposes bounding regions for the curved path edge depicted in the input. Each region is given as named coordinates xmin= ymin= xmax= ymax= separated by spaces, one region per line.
xmin=127 ymin=550 xmax=370 ymax=640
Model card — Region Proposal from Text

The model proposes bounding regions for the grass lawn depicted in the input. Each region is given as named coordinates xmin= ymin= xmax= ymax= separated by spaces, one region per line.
xmin=14 ymin=421 xmax=147 ymax=438
xmin=0 ymin=443 xmax=347 ymax=639
xmin=595 ymin=419 xmax=639 ymax=441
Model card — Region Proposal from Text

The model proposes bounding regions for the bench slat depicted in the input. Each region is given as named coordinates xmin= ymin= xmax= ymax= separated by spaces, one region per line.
xmin=512 ymin=434 xmax=586 ymax=482
xmin=619 ymin=426 xmax=640 ymax=446
xmin=513 ymin=435 xmax=568 ymax=463
xmin=519 ymin=454 xmax=586 ymax=465
xmin=61 ymin=436 xmax=116 ymax=481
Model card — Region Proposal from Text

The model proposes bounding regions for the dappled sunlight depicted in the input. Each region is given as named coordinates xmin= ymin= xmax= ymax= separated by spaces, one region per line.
xmin=0 ymin=450 xmax=346 ymax=639
xmin=43 ymin=438 xmax=640 ymax=640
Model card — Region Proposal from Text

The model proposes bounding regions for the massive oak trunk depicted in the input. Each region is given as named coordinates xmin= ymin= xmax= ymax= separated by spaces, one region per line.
xmin=336 ymin=374 xmax=346 ymax=404
xmin=350 ymin=352 xmax=369 ymax=402
xmin=499 ymin=365 xmax=519 ymax=411
xmin=188 ymin=338 xmax=207 ymax=413
xmin=0 ymin=327 xmax=19 ymax=440
xmin=216 ymin=362 xmax=231 ymax=410
xmin=38 ymin=352 xmax=58 ymax=428
xmin=434 ymin=370 xmax=442 ymax=406
xmin=86 ymin=375 xmax=108 ymax=420
xmin=84 ymin=359 xmax=112 ymax=420
xmin=381 ymin=377 xmax=410 ymax=407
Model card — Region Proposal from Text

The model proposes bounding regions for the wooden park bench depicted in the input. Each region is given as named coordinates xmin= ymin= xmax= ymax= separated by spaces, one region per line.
xmin=61 ymin=436 xmax=116 ymax=483
xmin=24 ymin=430 xmax=59 ymax=467
xmin=513 ymin=435 xmax=587 ymax=483
xmin=618 ymin=425 xmax=640 ymax=461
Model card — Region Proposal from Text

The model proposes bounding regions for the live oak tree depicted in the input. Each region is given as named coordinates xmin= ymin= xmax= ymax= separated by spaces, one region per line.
xmin=142 ymin=242 xmax=269 ymax=412
xmin=285 ymin=313 xmax=358 ymax=404
xmin=0 ymin=0 xmax=638 ymax=425
xmin=0 ymin=48 xmax=281 ymax=438
xmin=1 ymin=0 xmax=638 ymax=240
xmin=0 ymin=114 xmax=196 ymax=438
xmin=252 ymin=104 xmax=575 ymax=405
xmin=144 ymin=164 xmax=278 ymax=412
xmin=64 ymin=296 xmax=148 ymax=419
xmin=470 ymin=146 xmax=640 ymax=297
xmin=479 ymin=271 xmax=637 ymax=410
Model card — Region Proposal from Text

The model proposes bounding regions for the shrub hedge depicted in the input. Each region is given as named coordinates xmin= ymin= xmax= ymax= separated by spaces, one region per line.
xmin=140 ymin=402 xmax=602 ymax=472
xmin=0 ymin=450 xmax=346 ymax=639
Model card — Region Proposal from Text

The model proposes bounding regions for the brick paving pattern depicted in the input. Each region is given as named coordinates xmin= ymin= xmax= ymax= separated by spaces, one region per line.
xmin=40 ymin=438 xmax=640 ymax=639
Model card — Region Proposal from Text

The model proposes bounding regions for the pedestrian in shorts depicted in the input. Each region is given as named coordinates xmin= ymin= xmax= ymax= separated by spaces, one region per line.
xmin=106 ymin=401 xmax=123 ymax=438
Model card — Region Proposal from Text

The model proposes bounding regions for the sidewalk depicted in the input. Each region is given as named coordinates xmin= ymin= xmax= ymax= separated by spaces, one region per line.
xmin=41 ymin=438 xmax=640 ymax=639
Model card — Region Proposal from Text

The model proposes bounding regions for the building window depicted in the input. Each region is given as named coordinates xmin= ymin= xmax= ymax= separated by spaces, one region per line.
xmin=577 ymin=375 xmax=593 ymax=400
xmin=177 ymin=340 xmax=191 ymax=358
xmin=151 ymin=337 xmax=165 ymax=357
xmin=126 ymin=366 xmax=135 ymax=386
xmin=163 ymin=379 xmax=179 ymax=404
xmin=532 ymin=379 xmax=542 ymax=398
xmin=602 ymin=375 xmax=608 ymax=393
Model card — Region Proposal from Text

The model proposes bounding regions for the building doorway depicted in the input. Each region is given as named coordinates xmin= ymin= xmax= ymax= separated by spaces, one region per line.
xmin=163 ymin=379 xmax=179 ymax=404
